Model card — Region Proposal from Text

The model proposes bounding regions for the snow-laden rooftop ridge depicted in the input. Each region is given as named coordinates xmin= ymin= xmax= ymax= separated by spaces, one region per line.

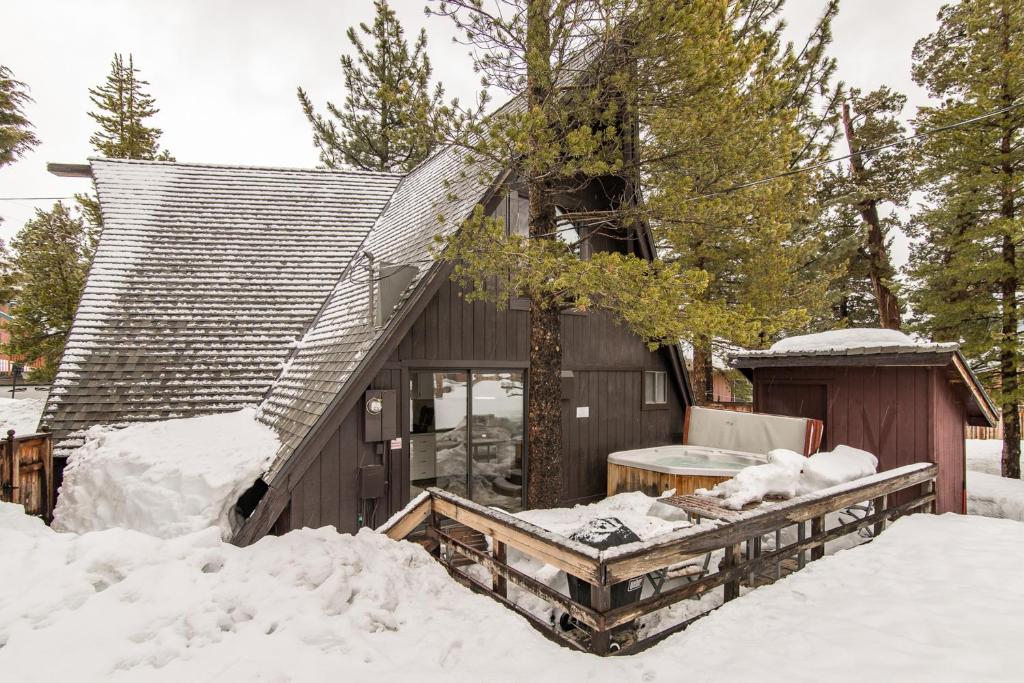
xmin=734 ymin=327 xmax=959 ymax=359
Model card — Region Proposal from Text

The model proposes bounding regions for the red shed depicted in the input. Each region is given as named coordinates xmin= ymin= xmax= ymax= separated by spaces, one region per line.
xmin=730 ymin=329 xmax=997 ymax=514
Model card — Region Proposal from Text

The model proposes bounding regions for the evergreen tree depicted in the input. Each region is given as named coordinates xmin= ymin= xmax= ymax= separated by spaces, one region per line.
xmin=434 ymin=1 xmax=750 ymax=506
xmin=298 ymin=0 xmax=456 ymax=172
xmin=0 ymin=65 xmax=39 ymax=169
xmin=0 ymin=203 xmax=95 ymax=382
xmin=820 ymin=87 xmax=910 ymax=330
xmin=87 ymin=53 xmax=173 ymax=161
xmin=648 ymin=0 xmax=843 ymax=403
xmin=907 ymin=0 xmax=1024 ymax=479
xmin=79 ymin=54 xmax=173 ymax=231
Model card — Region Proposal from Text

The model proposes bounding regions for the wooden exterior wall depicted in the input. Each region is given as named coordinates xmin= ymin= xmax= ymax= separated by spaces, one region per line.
xmin=751 ymin=365 xmax=965 ymax=514
xmin=280 ymin=278 xmax=684 ymax=535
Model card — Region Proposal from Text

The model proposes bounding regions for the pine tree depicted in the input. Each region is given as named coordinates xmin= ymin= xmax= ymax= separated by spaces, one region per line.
xmin=298 ymin=0 xmax=456 ymax=172
xmin=87 ymin=54 xmax=173 ymax=161
xmin=820 ymin=87 xmax=910 ymax=330
xmin=648 ymin=0 xmax=843 ymax=403
xmin=0 ymin=65 xmax=39 ymax=169
xmin=434 ymin=1 xmax=749 ymax=505
xmin=907 ymin=0 xmax=1024 ymax=479
xmin=78 ymin=54 xmax=174 ymax=231
xmin=0 ymin=203 xmax=95 ymax=382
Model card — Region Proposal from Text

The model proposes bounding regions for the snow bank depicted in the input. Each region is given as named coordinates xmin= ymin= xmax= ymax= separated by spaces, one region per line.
xmin=967 ymin=470 xmax=1024 ymax=521
xmin=52 ymin=409 xmax=280 ymax=539
xmin=965 ymin=439 xmax=1024 ymax=521
xmin=768 ymin=327 xmax=944 ymax=354
xmin=0 ymin=396 xmax=44 ymax=434
xmin=697 ymin=445 xmax=878 ymax=510
xmin=1 ymin=503 xmax=1020 ymax=681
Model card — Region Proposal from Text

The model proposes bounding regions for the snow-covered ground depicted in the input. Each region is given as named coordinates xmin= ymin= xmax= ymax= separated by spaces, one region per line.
xmin=0 ymin=502 xmax=1020 ymax=682
xmin=53 ymin=409 xmax=280 ymax=539
xmin=0 ymin=395 xmax=44 ymax=434
xmin=966 ymin=439 xmax=1024 ymax=521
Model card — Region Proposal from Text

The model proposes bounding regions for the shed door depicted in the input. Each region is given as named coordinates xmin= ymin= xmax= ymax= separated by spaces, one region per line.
xmin=758 ymin=383 xmax=829 ymax=449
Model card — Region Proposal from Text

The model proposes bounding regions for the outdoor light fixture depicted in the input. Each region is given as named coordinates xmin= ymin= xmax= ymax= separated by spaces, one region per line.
xmin=365 ymin=395 xmax=384 ymax=416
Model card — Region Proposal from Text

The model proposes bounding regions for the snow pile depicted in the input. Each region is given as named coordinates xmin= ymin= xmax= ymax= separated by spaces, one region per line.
xmin=697 ymin=445 xmax=878 ymax=510
xmin=1 ymin=504 xmax=1020 ymax=681
xmin=516 ymin=490 xmax=690 ymax=541
xmin=767 ymin=328 xmax=949 ymax=354
xmin=966 ymin=439 xmax=1024 ymax=521
xmin=53 ymin=409 xmax=280 ymax=539
xmin=0 ymin=396 xmax=44 ymax=434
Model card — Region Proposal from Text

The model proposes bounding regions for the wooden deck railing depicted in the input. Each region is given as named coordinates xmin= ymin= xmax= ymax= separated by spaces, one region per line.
xmin=1 ymin=429 xmax=55 ymax=522
xmin=384 ymin=462 xmax=938 ymax=656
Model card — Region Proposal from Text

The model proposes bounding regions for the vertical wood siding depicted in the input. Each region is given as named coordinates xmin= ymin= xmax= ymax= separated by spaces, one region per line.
xmin=283 ymin=283 xmax=684 ymax=534
xmin=753 ymin=365 xmax=965 ymax=514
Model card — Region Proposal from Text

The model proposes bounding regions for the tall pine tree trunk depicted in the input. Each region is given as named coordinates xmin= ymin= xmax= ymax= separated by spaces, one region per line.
xmin=524 ymin=0 xmax=562 ymax=508
xmin=998 ymin=1 xmax=1021 ymax=480
xmin=691 ymin=336 xmax=714 ymax=406
xmin=841 ymin=102 xmax=902 ymax=330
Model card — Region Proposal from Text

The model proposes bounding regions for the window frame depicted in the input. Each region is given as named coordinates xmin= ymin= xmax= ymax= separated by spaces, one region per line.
xmin=642 ymin=370 xmax=669 ymax=410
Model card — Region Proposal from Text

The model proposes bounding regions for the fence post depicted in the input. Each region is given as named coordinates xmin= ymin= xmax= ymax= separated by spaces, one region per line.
xmin=6 ymin=430 xmax=20 ymax=506
xmin=873 ymin=494 xmax=887 ymax=537
xmin=924 ymin=480 xmax=936 ymax=514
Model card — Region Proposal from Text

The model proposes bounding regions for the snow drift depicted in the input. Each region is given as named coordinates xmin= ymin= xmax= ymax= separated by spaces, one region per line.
xmin=697 ymin=445 xmax=878 ymax=509
xmin=52 ymin=408 xmax=280 ymax=539
xmin=1 ymin=501 xmax=1021 ymax=682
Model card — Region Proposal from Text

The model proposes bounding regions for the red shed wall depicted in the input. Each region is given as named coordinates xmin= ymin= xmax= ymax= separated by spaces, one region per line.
xmin=753 ymin=365 xmax=964 ymax=513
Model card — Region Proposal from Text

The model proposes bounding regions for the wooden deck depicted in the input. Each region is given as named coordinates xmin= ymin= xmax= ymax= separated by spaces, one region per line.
xmin=383 ymin=463 xmax=938 ymax=656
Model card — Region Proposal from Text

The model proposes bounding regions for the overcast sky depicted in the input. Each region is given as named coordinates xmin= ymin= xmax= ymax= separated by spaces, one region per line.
xmin=1 ymin=0 xmax=947 ymax=265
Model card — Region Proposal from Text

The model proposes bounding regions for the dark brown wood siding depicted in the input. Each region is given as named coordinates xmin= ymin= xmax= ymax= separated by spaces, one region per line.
xmin=752 ymin=364 xmax=964 ymax=514
xmin=283 ymin=283 xmax=684 ymax=534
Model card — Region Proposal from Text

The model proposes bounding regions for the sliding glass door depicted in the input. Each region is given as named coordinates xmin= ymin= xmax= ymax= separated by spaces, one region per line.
xmin=409 ymin=369 xmax=525 ymax=511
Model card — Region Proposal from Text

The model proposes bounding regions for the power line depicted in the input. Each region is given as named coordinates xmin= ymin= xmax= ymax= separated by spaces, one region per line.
xmin=0 ymin=196 xmax=76 ymax=201
xmin=685 ymin=100 xmax=1024 ymax=202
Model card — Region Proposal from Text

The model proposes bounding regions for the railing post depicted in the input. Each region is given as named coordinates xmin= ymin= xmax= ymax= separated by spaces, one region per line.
xmin=492 ymin=539 xmax=507 ymax=598
xmin=797 ymin=521 xmax=807 ymax=569
xmin=873 ymin=494 xmax=888 ymax=537
xmin=723 ymin=543 xmax=742 ymax=602
xmin=590 ymin=583 xmax=612 ymax=655
xmin=810 ymin=515 xmax=826 ymax=561
xmin=924 ymin=480 xmax=936 ymax=514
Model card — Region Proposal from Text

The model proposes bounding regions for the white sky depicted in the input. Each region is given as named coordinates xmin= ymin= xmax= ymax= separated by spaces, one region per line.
xmin=1 ymin=0 xmax=947 ymax=267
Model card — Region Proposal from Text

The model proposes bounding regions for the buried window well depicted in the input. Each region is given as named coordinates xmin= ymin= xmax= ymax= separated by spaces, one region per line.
xmin=410 ymin=370 xmax=525 ymax=512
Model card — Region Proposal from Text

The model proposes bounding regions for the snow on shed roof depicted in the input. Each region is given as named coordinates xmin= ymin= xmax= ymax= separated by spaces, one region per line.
xmin=735 ymin=328 xmax=960 ymax=359
xmin=257 ymin=142 xmax=497 ymax=476
xmin=43 ymin=159 xmax=402 ymax=454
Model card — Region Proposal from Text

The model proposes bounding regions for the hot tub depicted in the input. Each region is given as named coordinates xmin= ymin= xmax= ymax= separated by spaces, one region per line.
xmin=607 ymin=445 xmax=766 ymax=497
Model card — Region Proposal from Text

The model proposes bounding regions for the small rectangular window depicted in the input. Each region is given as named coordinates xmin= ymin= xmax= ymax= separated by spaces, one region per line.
xmin=644 ymin=370 xmax=667 ymax=405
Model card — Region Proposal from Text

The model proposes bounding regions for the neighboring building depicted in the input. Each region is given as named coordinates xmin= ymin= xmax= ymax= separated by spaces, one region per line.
xmin=46 ymin=145 xmax=692 ymax=542
xmin=0 ymin=304 xmax=44 ymax=378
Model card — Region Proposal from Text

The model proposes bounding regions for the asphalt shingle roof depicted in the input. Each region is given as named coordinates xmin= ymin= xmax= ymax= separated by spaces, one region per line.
xmin=43 ymin=159 xmax=402 ymax=454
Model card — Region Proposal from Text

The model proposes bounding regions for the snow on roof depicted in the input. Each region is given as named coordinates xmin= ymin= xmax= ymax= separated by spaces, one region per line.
xmin=43 ymin=159 xmax=402 ymax=454
xmin=733 ymin=328 xmax=959 ymax=359
xmin=257 ymin=142 xmax=497 ymax=476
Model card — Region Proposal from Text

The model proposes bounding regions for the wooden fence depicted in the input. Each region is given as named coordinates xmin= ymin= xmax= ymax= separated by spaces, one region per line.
xmin=1 ymin=429 xmax=55 ymax=522
xmin=383 ymin=462 xmax=937 ymax=656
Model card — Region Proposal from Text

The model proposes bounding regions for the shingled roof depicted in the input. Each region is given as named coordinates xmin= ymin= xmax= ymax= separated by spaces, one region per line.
xmin=43 ymin=159 xmax=402 ymax=454
xmin=257 ymin=143 xmax=497 ymax=476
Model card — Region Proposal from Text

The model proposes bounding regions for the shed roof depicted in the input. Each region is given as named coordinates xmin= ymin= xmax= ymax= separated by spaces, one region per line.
xmin=42 ymin=159 xmax=402 ymax=453
xmin=729 ymin=328 xmax=998 ymax=428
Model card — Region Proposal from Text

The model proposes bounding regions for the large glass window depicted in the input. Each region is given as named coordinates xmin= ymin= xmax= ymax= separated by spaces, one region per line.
xmin=409 ymin=369 xmax=525 ymax=511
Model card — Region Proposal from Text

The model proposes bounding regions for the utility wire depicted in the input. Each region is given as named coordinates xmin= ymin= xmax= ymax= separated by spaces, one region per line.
xmin=685 ymin=100 xmax=1024 ymax=202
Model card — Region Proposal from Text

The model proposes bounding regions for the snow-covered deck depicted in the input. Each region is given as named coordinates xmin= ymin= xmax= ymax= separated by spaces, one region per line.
xmin=385 ymin=463 xmax=938 ymax=655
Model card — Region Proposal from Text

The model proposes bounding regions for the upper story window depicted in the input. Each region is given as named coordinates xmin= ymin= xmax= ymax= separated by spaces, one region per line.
xmin=644 ymin=370 xmax=668 ymax=406
xmin=554 ymin=206 xmax=584 ymax=255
